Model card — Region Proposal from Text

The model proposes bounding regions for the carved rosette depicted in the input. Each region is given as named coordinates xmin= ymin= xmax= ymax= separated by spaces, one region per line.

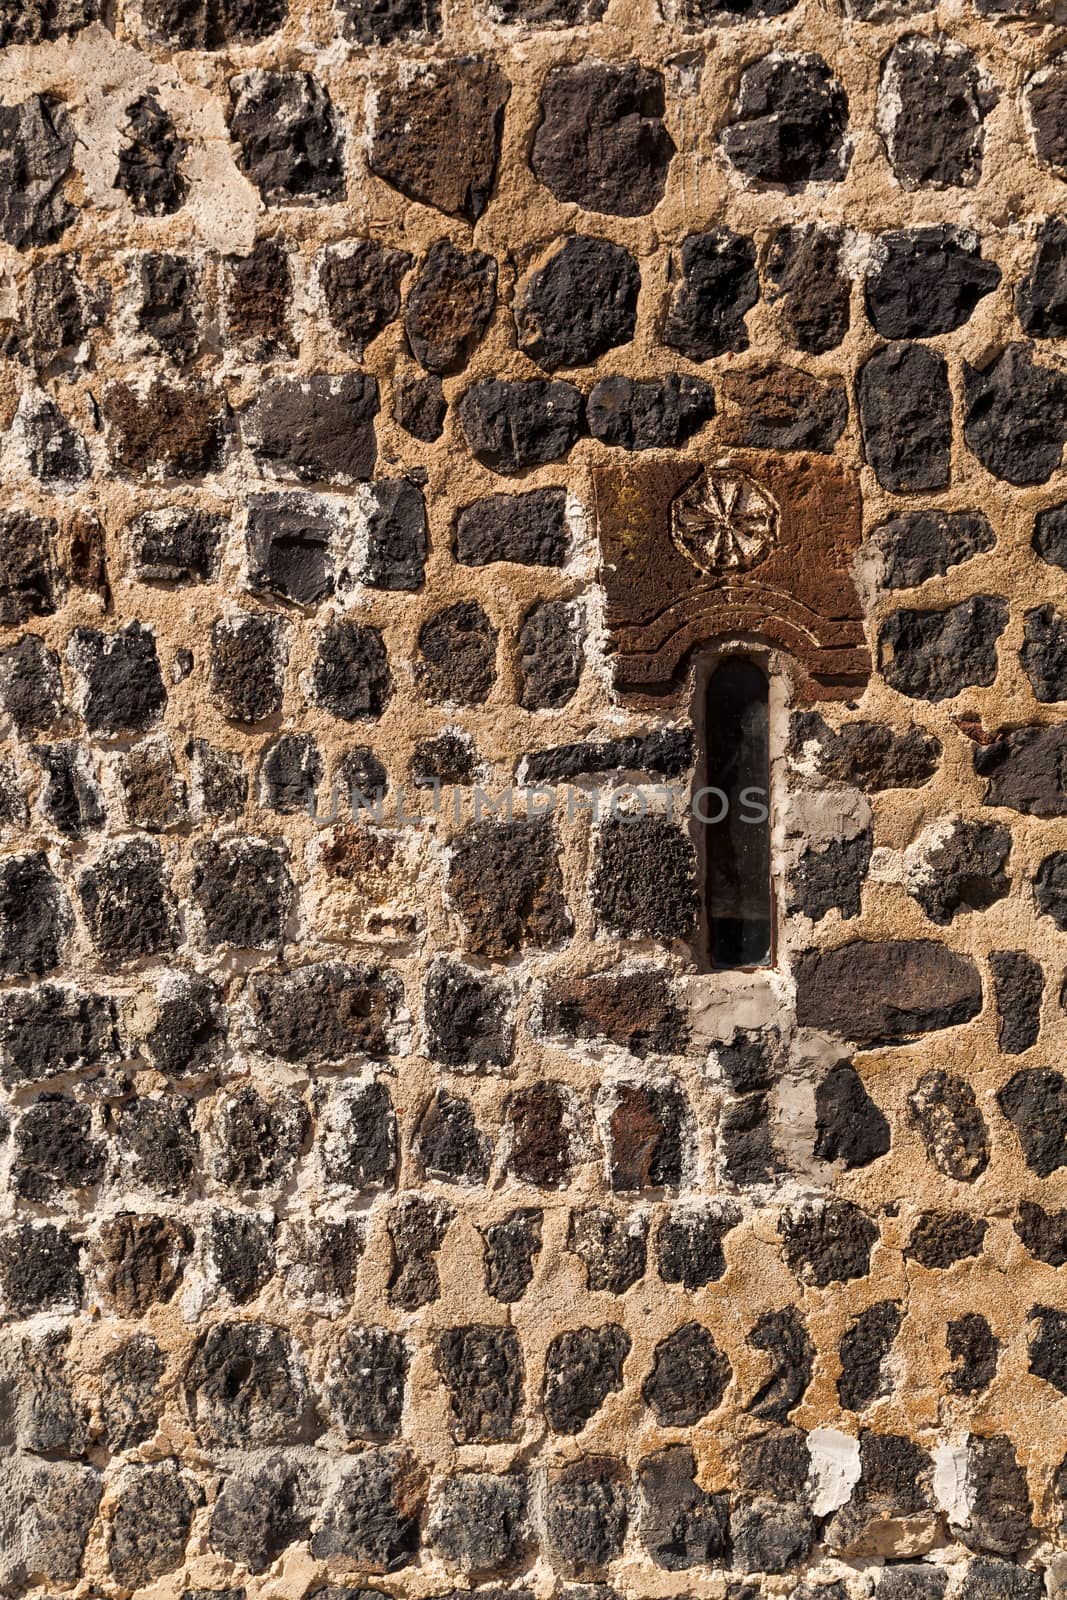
xmin=670 ymin=469 xmax=780 ymax=580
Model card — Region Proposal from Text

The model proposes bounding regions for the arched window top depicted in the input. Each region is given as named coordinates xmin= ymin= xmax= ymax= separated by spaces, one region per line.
xmin=702 ymin=657 xmax=772 ymax=969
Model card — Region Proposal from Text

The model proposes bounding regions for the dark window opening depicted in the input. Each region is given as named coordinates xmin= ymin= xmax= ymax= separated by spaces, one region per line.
xmin=703 ymin=657 xmax=772 ymax=968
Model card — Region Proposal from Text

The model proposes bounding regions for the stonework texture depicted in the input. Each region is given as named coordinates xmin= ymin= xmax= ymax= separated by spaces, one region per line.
xmin=2 ymin=3 xmax=1067 ymax=1600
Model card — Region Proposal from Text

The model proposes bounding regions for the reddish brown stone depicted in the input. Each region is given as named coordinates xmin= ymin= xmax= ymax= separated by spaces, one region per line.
xmin=369 ymin=60 xmax=510 ymax=221
xmin=104 ymin=380 xmax=228 ymax=478
xmin=541 ymin=970 xmax=688 ymax=1057
xmin=507 ymin=1083 xmax=573 ymax=1188
xmin=796 ymin=940 xmax=983 ymax=1043
xmin=96 ymin=1213 xmax=191 ymax=1315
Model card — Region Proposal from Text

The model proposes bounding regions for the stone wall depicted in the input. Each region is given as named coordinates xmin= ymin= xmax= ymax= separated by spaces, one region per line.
xmin=0 ymin=1 xmax=1066 ymax=1599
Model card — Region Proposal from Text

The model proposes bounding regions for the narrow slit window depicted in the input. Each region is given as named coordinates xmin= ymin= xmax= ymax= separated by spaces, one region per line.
xmin=703 ymin=658 xmax=772 ymax=968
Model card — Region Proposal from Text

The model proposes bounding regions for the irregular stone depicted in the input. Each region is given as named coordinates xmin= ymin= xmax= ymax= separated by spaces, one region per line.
xmin=0 ymin=636 xmax=63 ymax=737
xmin=212 ymin=1085 xmax=307 ymax=1193
xmin=69 ymin=622 xmax=167 ymax=734
xmin=518 ymin=598 xmax=585 ymax=709
xmin=429 ymin=1471 xmax=528 ymax=1575
xmin=437 ymin=1324 xmax=523 ymax=1442
xmin=138 ymin=251 xmax=199 ymax=363
xmin=655 ymin=1203 xmax=739 ymax=1288
xmin=0 ymin=95 xmax=74 ymax=249
xmin=663 ymin=228 xmax=758 ymax=359
xmin=908 ymin=817 xmax=1011 ymax=924
xmin=905 ymin=1211 xmax=987 ymax=1268
xmin=230 ymin=71 xmax=343 ymax=204
xmin=1033 ymin=853 xmax=1067 ymax=936
xmin=858 ymin=342 xmax=952 ymax=494
xmin=249 ymin=961 xmax=401 ymax=1061
xmin=838 ymin=1301 xmax=902 ymax=1410
xmin=96 ymin=1213 xmax=190 ymax=1315
xmin=607 ymin=1080 xmax=689 ymax=1190
xmin=1015 ymin=1200 xmax=1067 ymax=1266
xmin=544 ymin=1458 xmax=629 ymax=1576
xmin=116 ymin=739 xmax=186 ymax=832
xmin=202 ymin=1210 xmax=275 ymax=1304
xmin=541 ymin=967 xmax=687 ymax=1057
xmin=0 ymin=984 xmax=120 ymax=1087
xmin=369 ymin=60 xmax=509 ymax=220
xmin=814 ymin=1061 xmax=891 ymax=1167
xmin=20 ymin=390 xmax=89 ymax=484
xmin=311 ymin=621 xmax=391 ymax=721
xmin=363 ymin=478 xmax=429 ymax=592
xmin=722 ymin=53 xmax=849 ymax=186
xmin=957 ymin=1437 xmax=1033 ymax=1556
xmin=415 ymin=1090 xmax=492 ymax=1185
xmin=964 ymin=344 xmax=1067 ymax=486
xmin=310 ymin=1449 xmax=424 ymax=1568
xmin=319 ymin=239 xmax=410 ymax=354
xmin=747 ymin=1308 xmax=815 ymax=1421
xmin=1029 ymin=62 xmax=1067 ymax=177
xmin=866 ymin=228 xmax=999 ymax=338
xmin=424 ymin=960 xmax=513 ymax=1071
xmin=225 ymin=235 xmax=293 ymax=351
xmin=644 ymin=1322 xmax=730 ymax=1425
xmin=103 ymin=378 xmax=228 ymax=478
xmin=319 ymin=1080 xmax=397 ymax=1191
xmin=24 ymin=252 xmax=107 ymax=372
xmin=508 ymin=1075 xmax=575 ymax=1190
xmin=130 ymin=506 xmax=225 ymax=586
xmin=145 ymin=971 xmax=225 ymax=1077
xmin=101 ymin=1333 xmax=165 ymax=1451
xmin=0 ymin=511 xmax=58 ymax=624
xmin=458 ymin=379 xmax=583 ymax=473
xmin=592 ymin=817 xmax=698 ymax=940
xmin=77 ymin=839 xmax=176 ymax=964
xmin=764 ymin=223 xmax=849 ymax=353
xmin=0 ymin=0 xmax=100 ymax=43
xmin=117 ymin=1095 xmax=198 ymax=1197
xmin=531 ymin=61 xmax=674 ymax=215
xmin=638 ymin=1445 xmax=729 ymax=1570
xmin=244 ymin=490 xmax=345 ymax=605
xmin=789 ymin=831 xmax=872 ymax=921
xmin=1017 ymin=217 xmax=1067 ymax=338
xmin=588 ymin=374 xmax=716 ymax=450
xmin=718 ymin=365 xmax=846 ymax=454
xmin=974 ymin=725 xmax=1067 ymax=817
xmin=483 ymin=1208 xmax=542 ymax=1302
xmin=406 ymin=239 xmax=496 ymax=374
xmin=517 ymin=237 xmax=639 ymax=371
xmin=826 ymin=1433 xmax=935 ymax=1554
xmin=449 ymin=817 xmax=569 ymax=955
xmin=11 ymin=1458 xmax=102 ymax=1583
xmin=908 ymin=1069 xmax=989 ymax=1181
xmin=998 ymin=1068 xmax=1067 ymax=1175
xmin=189 ymin=739 xmax=248 ymax=818
xmin=109 ymin=1462 xmax=195 ymax=1587
xmin=0 ymin=852 xmax=69 ymax=977
xmin=417 ymin=601 xmax=496 ymax=704
xmin=0 ymin=1221 xmax=81 ymax=1313
xmin=457 ymin=490 xmax=568 ymax=571
xmin=719 ymin=1089 xmax=779 ymax=1186
xmin=184 ymin=1321 xmax=315 ymax=1447
xmin=878 ymin=596 xmax=1007 ymax=702
xmin=209 ymin=1457 xmax=314 ymax=1575
xmin=337 ymin=0 xmax=441 ymax=41
xmin=245 ymin=373 xmax=378 ymax=486
xmin=543 ymin=1324 xmax=630 ymax=1434
xmin=32 ymin=744 xmax=103 ymax=840
xmin=869 ymin=509 xmax=995 ymax=589
xmin=568 ymin=1207 xmax=647 ymax=1293
xmin=731 ymin=1499 xmax=814 ymax=1574
xmin=259 ymin=733 xmax=322 ymax=815
xmin=797 ymin=935 xmax=979 ymax=1049
xmin=947 ymin=1315 xmax=999 ymax=1395
xmin=879 ymin=36 xmax=993 ymax=189
xmin=12 ymin=1097 xmax=103 ymax=1200
xmin=387 ymin=1193 xmax=453 ymax=1309
xmin=283 ymin=1219 xmax=363 ymax=1308
xmin=960 ymin=1560 xmax=1044 ymax=1600
xmin=779 ymin=1199 xmax=877 ymax=1287
xmin=526 ymin=729 xmax=693 ymax=786
xmin=393 ymin=371 xmax=446 ymax=441
xmin=1022 ymin=605 xmax=1067 ymax=702
xmin=327 ymin=1326 xmax=408 ymax=1440
xmin=191 ymin=836 xmax=293 ymax=950
xmin=209 ymin=611 xmax=288 ymax=722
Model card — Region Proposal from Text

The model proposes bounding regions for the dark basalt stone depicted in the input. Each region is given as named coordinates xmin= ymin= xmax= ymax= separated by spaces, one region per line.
xmin=655 ymin=1203 xmax=739 ymax=1288
xmin=246 ymin=373 xmax=379 ymax=486
xmin=310 ymin=1448 xmax=425 ymax=1568
xmin=607 ymin=1081 xmax=690 ymax=1191
xmin=229 ymin=71 xmax=344 ymax=205
xmin=101 ymin=1333 xmax=165 ymax=1452
xmin=226 ymin=235 xmax=294 ymax=350
xmin=482 ymin=1208 xmax=542 ymax=1302
xmin=518 ymin=598 xmax=585 ymax=709
xmin=542 ymin=965 xmax=687 ymax=1057
xmin=424 ymin=960 xmax=513 ymax=1071
xmin=13 ymin=1097 xmax=103 ymax=1201
xmin=130 ymin=506 xmax=225 ymax=584
xmin=544 ymin=1457 xmax=628 ymax=1576
xmin=0 ymin=1220 xmax=82 ymax=1314
xmin=319 ymin=1080 xmax=397 ymax=1191
xmin=0 ymin=853 xmax=69 ymax=978
xmin=1029 ymin=62 xmax=1067 ymax=178
xmin=24 ymin=252 xmax=108 ymax=373
xmin=531 ymin=61 xmax=674 ymax=217
xmin=437 ymin=1323 xmax=524 ymax=1442
xmin=393 ymin=371 xmax=446 ymax=442
xmin=858 ymin=342 xmax=952 ymax=494
xmin=998 ymin=1067 xmax=1067 ymax=1175
xmin=764 ymin=224 xmax=849 ymax=354
xmin=406 ymin=239 xmax=497 ymax=374
xmin=184 ymin=1320 xmax=315 ymax=1447
xmin=415 ymin=1090 xmax=492 ymax=1186
xmin=449 ymin=817 xmax=569 ymax=956
xmin=746 ymin=1306 xmax=815 ymax=1421
xmin=212 ymin=1084 xmax=307 ymax=1193
xmin=908 ymin=1069 xmax=989 ymax=1181
xmin=908 ymin=817 xmax=1011 ymax=925
xmin=797 ymin=939 xmax=982 ymax=1043
xmin=103 ymin=378 xmax=228 ymax=478
xmin=1018 ymin=217 xmax=1067 ymax=338
xmin=209 ymin=612 xmax=288 ymax=723
xmin=838 ymin=1300 xmax=901 ymax=1410
xmin=191 ymin=836 xmax=293 ymax=951
xmin=458 ymin=379 xmax=583 ymax=473
xmin=369 ymin=59 xmax=510 ymax=221
xmin=116 ymin=94 xmax=188 ymax=217
xmin=249 ymin=961 xmax=400 ymax=1061
xmin=387 ymin=1193 xmax=453 ymax=1309
xmin=137 ymin=252 xmax=200 ymax=364
xmin=718 ymin=365 xmax=846 ymax=454
xmin=0 ymin=0 xmax=100 ymax=44
xmin=731 ymin=1498 xmax=814 ymax=1574
xmin=663 ymin=228 xmax=758 ymax=360
xmin=905 ymin=1211 xmax=987 ymax=1268
xmin=338 ymin=0 xmax=441 ymax=41
xmin=866 ymin=227 xmax=999 ymax=338
xmin=117 ymin=1096 xmax=198 ymax=1198
xmin=948 ymin=1314 xmax=999 ymax=1396
xmin=974 ymin=725 xmax=1067 ymax=818
xmin=516 ymin=236 xmax=639 ymax=371
xmin=878 ymin=596 xmax=1007 ymax=702
xmin=879 ymin=35 xmax=993 ymax=190
xmin=991 ymin=952 xmax=1043 ymax=1055
xmin=526 ymin=729 xmax=692 ymax=785
xmin=0 ymin=95 xmax=75 ymax=249
xmin=78 ymin=839 xmax=177 ymax=965
xmin=142 ymin=0 xmax=287 ymax=45
xmin=428 ymin=1471 xmax=528 ymax=1575
xmin=587 ymin=374 xmax=715 ymax=450
xmin=869 ymin=509 xmax=995 ymax=589
xmin=814 ymin=1061 xmax=891 ymax=1168
xmin=0 ymin=984 xmax=120 ymax=1088
xmin=568 ymin=1207 xmax=647 ymax=1293
xmin=964 ymin=344 xmax=1067 ymax=487
xmin=788 ymin=830 xmax=872 ymax=922
xmin=1022 ymin=605 xmax=1067 ymax=702
xmin=638 ymin=1445 xmax=729 ymax=1570
xmin=592 ymin=816 xmax=698 ymax=941
xmin=108 ymin=1461 xmax=195 ymax=1587
xmin=210 ymin=1457 xmax=315 ymax=1575
xmin=643 ymin=1322 xmax=730 ymax=1425
xmin=70 ymin=622 xmax=167 ymax=735
xmin=722 ymin=52 xmax=849 ymax=187
xmin=957 ymin=1436 xmax=1033 ymax=1556
xmin=411 ymin=731 xmax=477 ymax=789
xmin=0 ymin=511 xmax=59 ymax=625
xmin=456 ymin=488 xmax=568 ymax=568
xmin=960 ymin=1559 xmax=1043 ymax=1600
xmin=312 ymin=621 xmax=392 ymax=721
xmin=543 ymin=1324 xmax=630 ymax=1434
xmin=202 ymin=1210 xmax=275 ymax=1304
xmin=1015 ymin=1200 xmax=1067 ymax=1266
xmin=779 ymin=1199 xmax=877 ymax=1287
xmin=326 ymin=1326 xmax=407 ymax=1441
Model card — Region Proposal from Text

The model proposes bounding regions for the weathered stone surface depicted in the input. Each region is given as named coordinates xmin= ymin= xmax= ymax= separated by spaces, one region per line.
xmin=587 ymin=374 xmax=716 ymax=450
xmin=184 ymin=1320 xmax=315 ymax=1447
xmin=543 ymin=1324 xmax=630 ymax=1434
xmin=437 ymin=1324 xmax=523 ymax=1442
xmin=319 ymin=239 xmax=410 ymax=354
xmin=869 ymin=509 xmax=995 ymax=589
xmin=416 ymin=601 xmax=496 ymax=703
xmin=663 ymin=229 xmax=758 ymax=360
xmin=531 ymin=61 xmax=674 ymax=216
xmin=429 ymin=1471 xmax=528 ymax=1575
xmin=0 ymin=0 xmax=99 ymax=43
xmin=326 ymin=1325 xmax=407 ymax=1441
xmin=796 ymin=940 xmax=983 ymax=1042
xmin=0 ymin=853 xmax=69 ymax=977
xmin=655 ymin=1203 xmax=739 ymax=1288
xmin=638 ymin=1445 xmax=729 ymax=1569
xmin=109 ymin=1462 xmax=195 ymax=1587
xmin=866 ymin=228 xmax=999 ymax=338
xmin=0 ymin=1221 xmax=82 ymax=1313
xmin=13 ymin=1097 xmax=102 ymax=1200
xmin=449 ymin=817 xmax=570 ymax=955
xmin=0 ymin=95 xmax=74 ymax=249
xmin=393 ymin=371 xmax=446 ymax=442
xmin=191 ymin=837 xmax=293 ymax=950
xmin=974 ymin=725 xmax=1067 ymax=817
xmin=780 ymin=1199 xmax=877 ymax=1287
xmin=369 ymin=60 xmax=509 ymax=221
xmin=957 ymin=1437 xmax=1033 ymax=1556
xmin=858 ymin=342 xmax=952 ymax=494
xmin=103 ymin=379 xmax=228 ymax=478
xmin=0 ymin=984 xmax=120 ymax=1087
xmin=425 ymin=961 xmax=512 ymax=1071
xmin=908 ymin=818 xmax=1011 ymax=925
xmin=482 ymin=1208 xmax=542 ymax=1302
xmin=764 ymin=224 xmax=849 ymax=353
xmin=878 ymin=596 xmax=1007 ymax=702
xmin=320 ymin=1080 xmax=397 ymax=1191
xmin=249 ymin=961 xmax=399 ymax=1061
xmin=607 ymin=1081 xmax=690 ymax=1190
xmin=789 ymin=830 xmax=872 ymax=921
xmin=245 ymin=374 xmax=379 ymax=486
xmin=544 ymin=1458 xmax=629 ymax=1576
xmin=1017 ymin=217 xmax=1067 ymax=338
xmin=718 ymin=365 xmax=846 ymax=454
xmin=209 ymin=612 xmax=288 ymax=723
xmin=230 ymin=72 xmax=343 ymax=205
xmin=518 ymin=599 xmax=585 ymax=709
xmin=592 ymin=817 xmax=697 ymax=940
xmin=210 ymin=1457 xmax=314 ymax=1574
xmin=722 ymin=53 xmax=849 ymax=186
xmin=989 ymin=951 xmax=1043 ymax=1057
xmin=116 ymin=93 xmax=187 ymax=216
xmin=311 ymin=1449 xmax=425 ymax=1568
xmin=644 ymin=1322 xmax=730 ymax=1425
xmin=388 ymin=1193 xmax=453 ymax=1309
xmin=838 ymin=1301 xmax=901 ymax=1410
xmin=458 ymin=379 xmax=583 ymax=473
xmin=1029 ymin=62 xmax=1067 ymax=177
xmin=101 ymin=1333 xmax=165 ymax=1451
xmin=0 ymin=512 xmax=58 ymax=625
xmin=746 ymin=1307 xmax=815 ymax=1421
xmin=1022 ymin=605 xmax=1067 ymax=702
xmin=568 ymin=1207 xmax=646 ymax=1293
xmin=312 ymin=621 xmax=392 ymax=720
xmin=1015 ymin=1200 xmax=1067 ymax=1267
xmin=908 ymin=1070 xmax=989 ymax=1181
xmin=416 ymin=1090 xmax=491 ymax=1185
xmin=226 ymin=235 xmax=293 ymax=351
xmin=542 ymin=968 xmax=687 ymax=1057
xmin=138 ymin=251 xmax=199 ymax=364
xmin=517 ymin=237 xmax=639 ymax=370
xmin=406 ymin=239 xmax=496 ymax=374
xmin=948 ymin=1318 xmax=999 ymax=1397
xmin=905 ymin=1211 xmax=987 ymax=1268
xmin=879 ymin=36 xmax=993 ymax=189
xmin=814 ymin=1061 xmax=890 ymax=1168
xmin=999 ymin=1068 xmax=1067 ymax=1175
xmin=961 ymin=1560 xmax=1044 ymax=1600
xmin=456 ymin=488 xmax=567 ymax=568
xmin=964 ymin=344 xmax=1067 ymax=486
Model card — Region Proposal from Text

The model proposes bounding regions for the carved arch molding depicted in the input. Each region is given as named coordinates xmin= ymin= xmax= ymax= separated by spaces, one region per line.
xmin=593 ymin=453 xmax=871 ymax=704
